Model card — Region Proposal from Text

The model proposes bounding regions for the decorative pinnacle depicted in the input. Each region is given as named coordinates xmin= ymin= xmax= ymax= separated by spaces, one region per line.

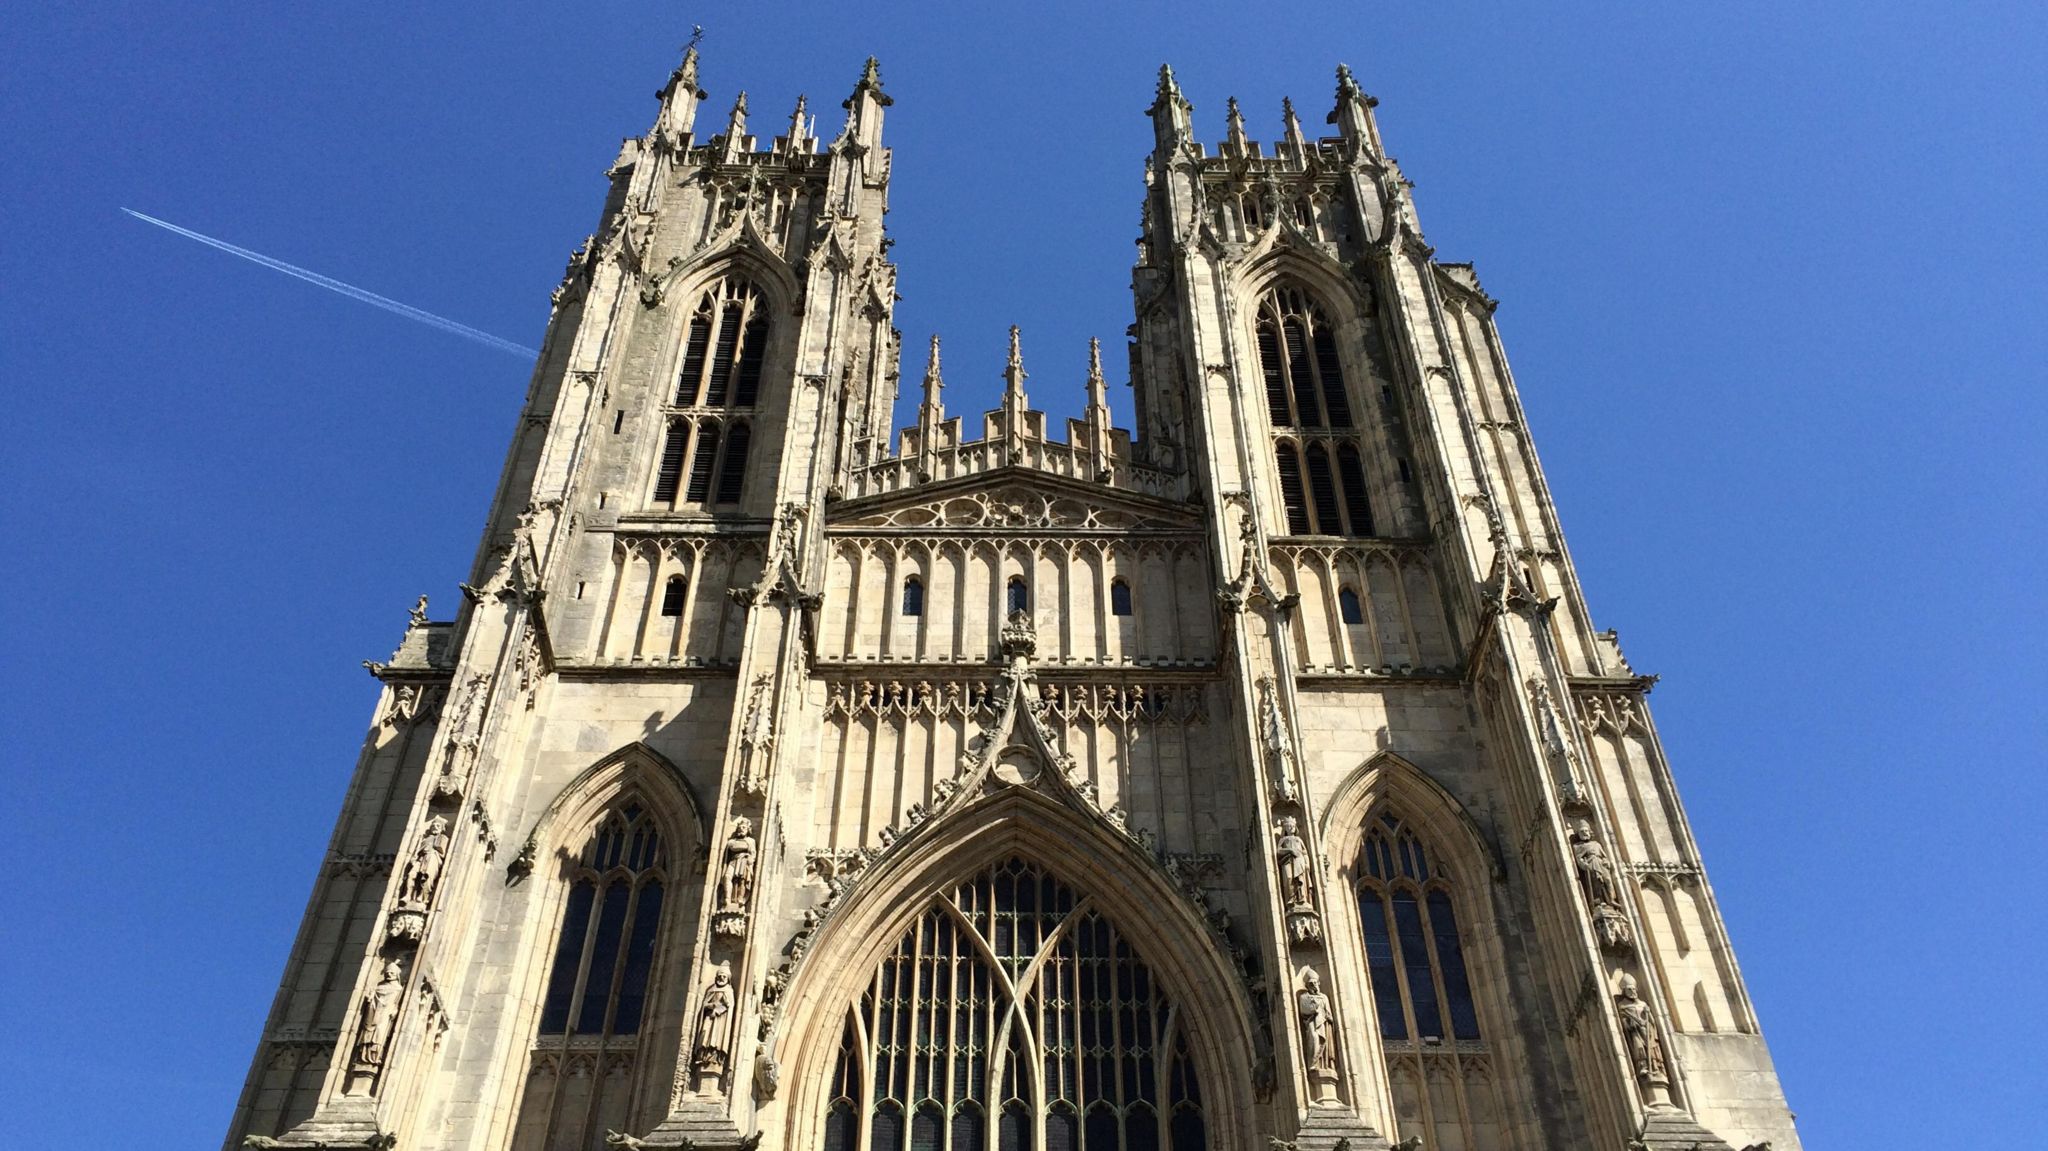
xmin=1002 ymin=325 xmax=1029 ymax=405
xmin=1225 ymin=97 xmax=1248 ymax=151
xmin=789 ymin=93 xmax=809 ymax=134
xmin=922 ymin=335 xmax=944 ymax=396
xmin=1336 ymin=63 xmax=1361 ymax=98
xmin=1085 ymin=337 xmax=1109 ymax=411
xmin=1156 ymin=64 xmax=1181 ymax=99
xmin=847 ymin=55 xmax=893 ymax=107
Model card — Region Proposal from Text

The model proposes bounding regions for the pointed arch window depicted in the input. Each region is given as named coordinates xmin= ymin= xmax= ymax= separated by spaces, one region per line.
xmin=660 ymin=575 xmax=688 ymax=617
xmin=821 ymin=858 xmax=1207 ymax=1151
xmin=676 ymin=278 xmax=770 ymax=409
xmin=1110 ymin=578 xmax=1134 ymax=617
xmin=902 ymin=576 xmax=924 ymax=618
xmin=515 ymin=802 xmax=671 ymax=1151
xmin=1007 ymin=577 xmax=1029 ymax=616
xmin=1338 ymin=587 xmax=1364 ymax=626
xmin=1355 ymin=813 xmax=1506 ymax=1151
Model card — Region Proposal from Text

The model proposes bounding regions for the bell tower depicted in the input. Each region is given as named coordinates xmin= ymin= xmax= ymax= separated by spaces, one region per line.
xmin=225 ymin=50 xmax=1801 ymax=1151
xmin=1127 ymin=62 xmax=1801 ymax=1151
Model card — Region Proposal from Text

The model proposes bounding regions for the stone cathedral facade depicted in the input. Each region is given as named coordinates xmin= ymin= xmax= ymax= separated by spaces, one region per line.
xmin=227 ymin=50 xmax=1802 ymax=1151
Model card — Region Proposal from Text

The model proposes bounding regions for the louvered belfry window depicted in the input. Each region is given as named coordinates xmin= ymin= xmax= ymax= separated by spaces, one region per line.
xmin=675 ymin=279 xmax=770 ymax=408
xmin=650 ymin=276 xmax=768 ymax=510
xmin=1258 ymin=286 xmax=1377 ymax=537
xmin=823 ymin=858 xmax=1208 ymax=1151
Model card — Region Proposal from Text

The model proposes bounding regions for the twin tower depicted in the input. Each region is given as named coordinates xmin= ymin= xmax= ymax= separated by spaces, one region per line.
xmin=227 ymin=49 xmax=1801 ymax=1151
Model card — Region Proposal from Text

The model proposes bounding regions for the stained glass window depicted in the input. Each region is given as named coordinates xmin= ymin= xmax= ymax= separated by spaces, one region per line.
xmin=828 ymin=859 xmax=1206 ymax=1151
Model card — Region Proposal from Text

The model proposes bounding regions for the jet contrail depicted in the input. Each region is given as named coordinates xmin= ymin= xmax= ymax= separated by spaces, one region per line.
xmin=122 ymin=208 xmax=537 ymax=359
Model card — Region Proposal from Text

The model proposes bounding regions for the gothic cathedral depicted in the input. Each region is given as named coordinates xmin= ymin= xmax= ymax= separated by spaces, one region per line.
xmin=227 ymin=51 xmax=1801 ymax=1151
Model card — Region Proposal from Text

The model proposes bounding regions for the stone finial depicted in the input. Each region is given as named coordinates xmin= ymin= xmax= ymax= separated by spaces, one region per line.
xmin=1156 ymin=63 xmax=1182 ymax=100
xmin=1336 ymin=63 xmax=1362 ymax=99
xmin=1150 ymin=64 xmax=1192 ymax=140
xmin=922 ymin=334 xmax=944 ymax=402
xmin=846 ymin=55 xmax=893 ymax=107
xmin=1328 ymin=63 xmax=1381 ymax=151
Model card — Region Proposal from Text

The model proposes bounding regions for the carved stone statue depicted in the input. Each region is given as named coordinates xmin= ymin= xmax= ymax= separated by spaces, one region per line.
xmin=692 ymin=968 xmax=736 ymax=1086
xmin=1275 ymin=816 xmax=1312 ymax=910
xmin=409 ymin=595 xmax=429 ymax=627
xmin=1614 ymin=974 xmax=1669 ymax=1087
xmin=399 ymin=815 xmax=451 ymax=907
xmin=1297 ymin=968 xmax=1338 ymax=1080
xmin=1569 ymin=819 xmax=1620 ymax=908
xmin=718 ymin=818 xmax=757 ymax=913
xmin=350 ymin=960 xmax=405 ymax=1082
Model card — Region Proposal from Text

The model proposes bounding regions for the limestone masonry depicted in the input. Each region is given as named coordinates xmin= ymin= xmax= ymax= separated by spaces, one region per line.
xmin=226 ymin=50 xmax=1801 ymax=1151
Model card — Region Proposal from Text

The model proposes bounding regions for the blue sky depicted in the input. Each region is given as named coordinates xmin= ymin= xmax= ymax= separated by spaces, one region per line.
xmin=3 ymin=2 xmax=2044 ymax=1146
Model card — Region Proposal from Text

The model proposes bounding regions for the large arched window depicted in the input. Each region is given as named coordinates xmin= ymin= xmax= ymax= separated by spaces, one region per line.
xmin=1355 ymin=813 xmax=1509 ymax=1151
xmin=822 ymin=858 xmax=1208 ymax=1151
xmin=514 ymin=802 xmax=670 ymax=1151
xmin=676 ymin=278 xmax=771 ymax=408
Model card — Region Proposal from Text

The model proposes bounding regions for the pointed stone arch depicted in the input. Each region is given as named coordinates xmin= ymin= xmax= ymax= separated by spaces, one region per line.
xmin=663 ymin=216 xmax=805 ymax=317
xmin=770 ymin=786 xmax=1262 ymax=1151
xmin=510 ymin=741 xmax=709 ymax=882
xmin=1319 ymin=750 xmax=1503 ymax=882
xmin=1233 ymin=243 xmax=1368 ymax=319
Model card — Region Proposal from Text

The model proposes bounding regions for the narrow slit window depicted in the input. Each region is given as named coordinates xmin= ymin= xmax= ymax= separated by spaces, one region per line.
xmin=660 ymin=575 xmax=687 ymax=617
xmin=714 ymin=422 xmax=750 ymax=504
xmin=684 ymin=423 xmax=720 ymax=503
xmin=1258 ymin=321 xmax=1290 ymax=426
xmin=1312 ymin=324 xmax=1352 ymax=427
xmin=676 ymin=303 xmax=713 ymax=404
xmin=1339 ymin=587 xmax=1364 ymax=625
xmin=1337 ymin=445 xmax=1375 ymax=536
xmin=733 ymin=311 xmax=769 ymax=407
xmin=902 ymin=576 xmax=924 ymax=617
xmin=1007 ymin=577 xmax=1028 ymax=615
xmin=1110 ymin=579 xmax=1133 ymax=617
xmin=1275 ymin=444 xmax=1312 ymax=535
xmin=1305 ymin=444 xmax=1340 ymax=534
xmin=705 ymin=301 xmax=743 ymax=406
xmin=651 ymin=420 xmax=689 ymax=505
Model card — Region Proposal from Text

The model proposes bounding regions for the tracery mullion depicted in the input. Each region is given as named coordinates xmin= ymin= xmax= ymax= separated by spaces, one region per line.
xmin=906 ymin=903 xmax=929 ymax=1151
xmin=853 ymin=1004 xmax=878 ymax=1151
